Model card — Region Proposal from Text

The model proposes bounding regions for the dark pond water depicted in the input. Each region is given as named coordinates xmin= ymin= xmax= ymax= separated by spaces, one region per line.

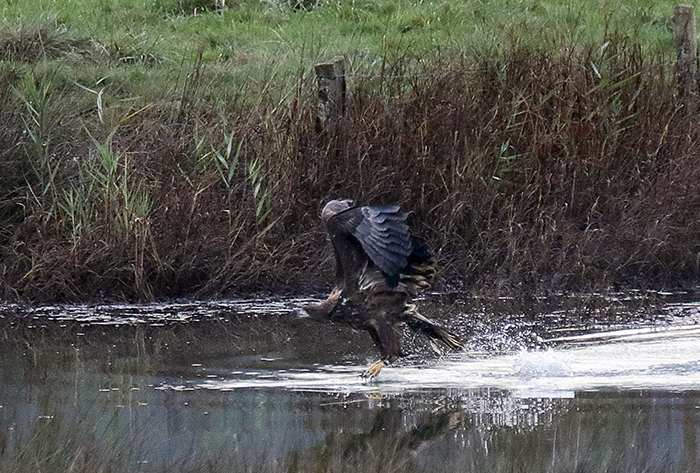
xmin=1 ymin=292 xmax=700 ymax=472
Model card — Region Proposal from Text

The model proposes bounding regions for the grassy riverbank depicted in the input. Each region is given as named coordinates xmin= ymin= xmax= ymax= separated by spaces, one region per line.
xmin=0 ymin=0 xmax=698 ymax=301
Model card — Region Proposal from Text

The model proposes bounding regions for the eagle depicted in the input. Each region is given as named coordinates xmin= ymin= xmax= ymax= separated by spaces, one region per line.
xmin=293 ymin=199 xmax=463 ymax=378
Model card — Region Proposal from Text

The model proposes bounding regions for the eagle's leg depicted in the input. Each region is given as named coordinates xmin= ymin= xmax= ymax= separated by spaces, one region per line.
xmin=362 ymin=360 xmax=386 ymax=379
xmin=362 ymin=319 xmax=400 ymax=379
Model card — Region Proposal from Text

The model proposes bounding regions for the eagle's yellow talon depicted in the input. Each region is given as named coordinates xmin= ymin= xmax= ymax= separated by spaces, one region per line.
xmin=362 ymin=360 xmax=386 ymax=379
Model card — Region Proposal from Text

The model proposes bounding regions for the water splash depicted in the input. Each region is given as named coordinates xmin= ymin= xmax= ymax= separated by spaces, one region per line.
xmin=513 ymin=349 xmax=572 ymax=378
xmin=185 ymin=324 xmax=700 ymax=398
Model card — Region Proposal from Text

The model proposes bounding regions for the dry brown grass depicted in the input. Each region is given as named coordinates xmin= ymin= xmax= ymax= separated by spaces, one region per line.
xmin=0 ymin=20 xmax=91 ymax=63
xmin=0 ymin=28 xmax=699 ymax=301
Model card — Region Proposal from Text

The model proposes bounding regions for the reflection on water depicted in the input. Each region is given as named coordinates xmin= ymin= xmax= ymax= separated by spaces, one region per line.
xmin=1 ymin=293 xmax=700 ymax=472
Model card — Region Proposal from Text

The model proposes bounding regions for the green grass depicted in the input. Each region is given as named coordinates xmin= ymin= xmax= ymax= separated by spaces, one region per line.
xmin=0 ymin=0 xmax=700 ymax=300
xmin=0 ymin=0 xmax=682 ymax=93
xmin=0 ymin=0 xmax=682 ymax=113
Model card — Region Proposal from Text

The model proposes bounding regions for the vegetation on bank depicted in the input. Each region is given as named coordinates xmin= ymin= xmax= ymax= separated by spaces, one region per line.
xmin=0 ymin=0 xmax=699 ymax=301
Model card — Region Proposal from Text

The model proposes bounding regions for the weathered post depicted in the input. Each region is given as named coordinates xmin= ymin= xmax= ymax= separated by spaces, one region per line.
xmin=674 ymin=5 xmax=698 ymax=105
xmin=314 ymin=57 xmax=346 ymax=132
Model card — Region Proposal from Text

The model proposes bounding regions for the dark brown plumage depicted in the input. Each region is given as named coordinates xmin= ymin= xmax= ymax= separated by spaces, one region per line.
xmin=294 ymin=199 xmax=463 ymax=378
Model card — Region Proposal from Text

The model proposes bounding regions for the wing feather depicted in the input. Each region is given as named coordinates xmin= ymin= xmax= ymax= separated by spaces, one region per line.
xmin=354 ymin=206 xmax=412 ymax=277
xmin=325 ymin=204 xmax=414 ymax=284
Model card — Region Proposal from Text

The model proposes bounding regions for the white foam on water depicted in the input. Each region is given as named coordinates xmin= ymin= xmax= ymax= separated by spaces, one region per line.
xmin=193 ymin=324 xmax=700 ymax=398
xmin=513 ymin=349 xmax=572 ymax=378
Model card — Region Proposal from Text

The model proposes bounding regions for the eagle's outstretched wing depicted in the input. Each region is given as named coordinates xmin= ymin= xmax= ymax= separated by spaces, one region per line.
xmin=325 ymin=205 xmax=413 ymax=288
xmin=354 ymin=206 xmax=412 ymax=277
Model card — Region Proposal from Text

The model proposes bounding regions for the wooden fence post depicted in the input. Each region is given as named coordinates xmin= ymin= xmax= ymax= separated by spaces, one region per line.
xmin=674 ymin=5 xmax=698 ymax=105
xmin=314 ymin=57 xmax=346 ymax=132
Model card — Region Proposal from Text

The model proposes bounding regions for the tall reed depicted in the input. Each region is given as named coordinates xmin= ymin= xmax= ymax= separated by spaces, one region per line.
xmin=0 ymin=23 xmax=699 ymax=300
